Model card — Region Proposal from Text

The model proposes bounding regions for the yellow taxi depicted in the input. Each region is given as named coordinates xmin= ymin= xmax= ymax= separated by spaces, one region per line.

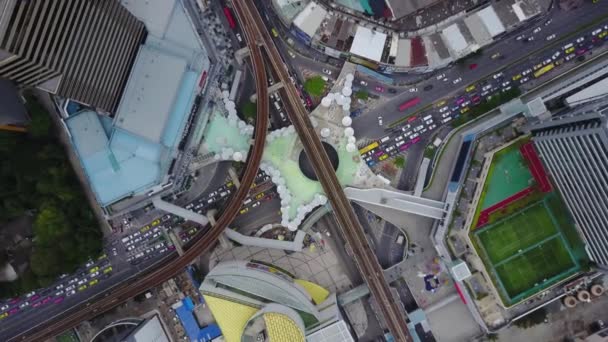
xmin=379 ymin=154 xmax=388 ymax=161
xmin=140 ymin=225 xmax=150 ymax=232
xmin=89 ymin=266 xmax=99 ymax=274
xmin=460 ymin=107 xmax=470 ymax=114
xmin=151 ymin=219 xmax=160 ymax=227
xmin=78 ymin=285 xmax=87 ymax=292
xmin=465 ymin=85 xmax=476 ymax=92
xmin=255 ymin=192 xmax=265 ymax=200
xmin=103 ymin=266 xmax=113 ymax=274
xmin=512 ymin=74 xmax=522 ymax=81
xmin=89 ymin=279 xmax=99 ymax=286
xmin=240 ymin=208 xmax=249 ymax=215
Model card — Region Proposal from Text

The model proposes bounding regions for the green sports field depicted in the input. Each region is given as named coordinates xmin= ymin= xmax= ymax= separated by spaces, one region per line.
xmin=481 ymin=144 xmax=534 ymax=210
xmin=473 ymin=200 xmax=580 ymax=303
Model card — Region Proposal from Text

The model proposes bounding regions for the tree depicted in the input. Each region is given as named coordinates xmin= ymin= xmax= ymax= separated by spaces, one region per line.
xmin=304 ymin=76 xmax=326 ymax=97
xmin=24 ymin=95 xmax=52 ymax=139
xmin=394 ymin=156 xmax=405 ymax=168
xmin=355 ymin=90 xmax=369 ymax=101
xmin=241 ymin=101 xmax=257 ymax=122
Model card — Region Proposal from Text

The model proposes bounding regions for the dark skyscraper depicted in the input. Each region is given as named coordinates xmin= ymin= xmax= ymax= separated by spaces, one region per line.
xmin=0 ymin=0 xmax=147 ymax=114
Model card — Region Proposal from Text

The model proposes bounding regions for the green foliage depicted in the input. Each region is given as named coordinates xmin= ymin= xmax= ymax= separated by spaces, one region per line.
xmin=355 ymin=90 xmax=369 ymax=100
xmin=0 ymin=96 xmax=102 ymax=296
xmin=241 ymin=100 xmax=257 ymax=122
xmin=24 ymin=95 xmax=52 ymax=139
xmin=304 ymin=76 xmax=326 ymax=97
xmin=393 ymin=156 xmax=405 ymax=169
xmin=424 ymin=145 xmax=436 ymax=159
xmin=514 ymin=308 xmax=547 ymax=329
xmin=452 ymin=88 xmax=522 ymax=128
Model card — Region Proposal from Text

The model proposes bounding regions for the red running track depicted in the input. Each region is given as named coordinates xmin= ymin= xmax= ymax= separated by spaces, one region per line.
xmin=476 ymin=187 xmax=534 ymax=227
xmin=520 ymin=142 xmax=552 ymax=193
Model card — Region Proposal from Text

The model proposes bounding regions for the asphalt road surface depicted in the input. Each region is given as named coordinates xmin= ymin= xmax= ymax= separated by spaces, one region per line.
xmin=351 ymin=2 xmax=608 ymax=139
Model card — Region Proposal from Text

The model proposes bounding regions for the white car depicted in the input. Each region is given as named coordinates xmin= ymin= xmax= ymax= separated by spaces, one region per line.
xmin=492 ymin=72 xmax=503 ymax=79
xmin=502 ymin=81 xmax=510 ymax=87
xmin=409 ymin=133 xmax=419 ymax=140
xmin=378 ymin=116 xmax=383 ymax=126
xmin=1 ymin=304 xmax=8 ymax=311
xmin=520 ymin=77 xmax=530 ymax=84
xmin=533 ymin=27 xmax=542 ymax=34
xmin=546 ymin=34 xmax=556 ymax=41
xmin=288 ymin=50 xmax=296 ymax=59
xmin=543 ymin=58 xmax=552 ymax=65
xmin=453 ymin=77 xmax=462 ymax=85
xmin=516 ymin=35 xmax=525 ymax=41
xmin=409 ymin=87 xmax=418 ymax=92
xmin=428 ymin=124 xmax=437 ymax=130
xmin=322 ymin=68 xmax=332 ymax=75
xmin=552 ymin=51 xmax=561 ymax=60
xmin=441 ymin=112 xmax=451 ymax=118
xmin=576 ymin=37 xmax=585 ymax=44
xmin=439 ymin=106 xmax=449 ymax=113
xmin=360 ymin=80 xmax=368 ymax=86
xmin=544 ymin=19 xmax=552 ymax=26
xmin=235 ymin=33 xmax=243 ymax=42
xmin=436 ymin=73 xmax=445 ymax=80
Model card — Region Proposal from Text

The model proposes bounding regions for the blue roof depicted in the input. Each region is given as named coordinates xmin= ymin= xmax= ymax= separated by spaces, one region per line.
xmin=66 ymin=111 xmax=162 ymax=205
xmin=175 ymin=297 xmax=222 ymax=342
xmin=161 ymin=70 xmax=198 ymax=148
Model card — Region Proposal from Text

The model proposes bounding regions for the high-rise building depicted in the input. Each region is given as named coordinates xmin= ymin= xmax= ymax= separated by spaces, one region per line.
xmin=530 ymin=101 xmax=608 ymax=268
xmin=0 ymin=0 xmax=147 ymax=114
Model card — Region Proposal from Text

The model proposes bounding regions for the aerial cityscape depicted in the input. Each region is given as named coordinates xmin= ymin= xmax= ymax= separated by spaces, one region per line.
xmin=0 ymin=0 xmax=608 ymax=341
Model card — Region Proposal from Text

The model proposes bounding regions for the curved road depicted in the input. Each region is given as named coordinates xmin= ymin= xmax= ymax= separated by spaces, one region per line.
xmin=8 ymin=11 xmax=271 ymax=342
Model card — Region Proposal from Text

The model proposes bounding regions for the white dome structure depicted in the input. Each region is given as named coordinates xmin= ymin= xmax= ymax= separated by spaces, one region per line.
xmin=320 ymin=127 xmax=331 ymax=138
xmin=321 ymin=97 xmax=332 ymax=107
xmin=342 ymin=87 xmax=352 ymax=97
xmin=348 ymin=136 xmax=356 ymax=144
xmin=344 ymin=127 xmax=354 ymax=136
xmin=346 ymin=143 xmax=357 ymax=152
xmin=346 ymin=74 xmax=354 ymax=82
xmin=341 ymin=116 xmax=352 ymax=127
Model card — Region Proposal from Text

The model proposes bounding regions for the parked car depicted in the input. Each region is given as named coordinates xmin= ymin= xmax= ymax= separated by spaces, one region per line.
xmin=322 ymin=68 xmax=332 ymax=75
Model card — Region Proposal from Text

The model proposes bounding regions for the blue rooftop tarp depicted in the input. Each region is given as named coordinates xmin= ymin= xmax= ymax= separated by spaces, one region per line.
xmin=175 ymin=297 xmax=222 ymax=342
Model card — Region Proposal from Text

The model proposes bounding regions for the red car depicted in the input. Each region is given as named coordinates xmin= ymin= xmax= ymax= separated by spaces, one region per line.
xmin=469 ymin=63 xmax=478 ymax=70
xmin=375 ymin=85 xmax=385 ymax=92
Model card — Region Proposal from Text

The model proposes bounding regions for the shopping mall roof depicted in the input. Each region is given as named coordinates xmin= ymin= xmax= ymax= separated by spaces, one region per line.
xmin=65 ymin=0 xmax=207 ymax=206
xmin=263 ymin=312 xmax=305 ymax=342
xmin=66 ymin=110 xmax=162 ymax=205
xmin=477 ymin=6 xmax=505 ymax=37
xmin=350 ymin=26 xmax=387 ymax=62
xmin=394 ymin=39 xmax=411 ymax=67
xmin=293 ymin=2 xmax=327 ymax=38
xmin=203 ymin=295 xmax=259 ymax=342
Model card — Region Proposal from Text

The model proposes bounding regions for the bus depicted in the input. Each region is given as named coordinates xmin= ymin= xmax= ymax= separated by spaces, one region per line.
xmin=223 ymin=6 xmax=236 ymax=29
xmin=359 ymin=141 xmax=379 ymax=155
xmin=271 ymin=28 xmax=279 ymax=37
xmin=398 ymin=97 xmax=420 ymax=111
xmin=534 ymin=63 xmax=555 ymax=78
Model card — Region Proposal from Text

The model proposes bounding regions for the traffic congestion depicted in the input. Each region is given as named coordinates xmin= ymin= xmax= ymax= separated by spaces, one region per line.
xmin=0 ymin=169 xmax=278 ymax=323
xmin=360 ymin=22 xmax=608 ymax=166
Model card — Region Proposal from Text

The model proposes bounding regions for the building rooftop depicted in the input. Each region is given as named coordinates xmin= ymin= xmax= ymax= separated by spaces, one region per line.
xmin=65 ymin=0 xmax=207 ymax=206
xmin=174 ymin=297 xmax=222 ymax=342
xmin=66 ymin=110 xmax=162 ymax=205
xmin=385 ymin=0 xmax=439 ymax=19
xmin=306 ymin=320 xmax=354 ymax=342
xmin=350 ymin=26 xmax=387 ymax=63
xmin=293 ymin=2 xmax=327 ymax=38
xmin=114 ymin=46 xmax=188 ymax=143
xmin=477 ymin=6 xmax=506 ymax=37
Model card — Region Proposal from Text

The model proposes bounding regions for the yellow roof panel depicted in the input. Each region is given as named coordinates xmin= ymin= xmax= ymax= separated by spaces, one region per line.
xmin=263 ymin=313 xmax=305 ymax=342
xmin=203 ymin=295 xmax=258 ymax=342
xmin=295 ymin=279 xmax=329 ymax=305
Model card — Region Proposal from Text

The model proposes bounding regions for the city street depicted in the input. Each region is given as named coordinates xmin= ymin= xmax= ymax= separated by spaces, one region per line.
xmin=353 ymin=2 xmax=608 ymax=140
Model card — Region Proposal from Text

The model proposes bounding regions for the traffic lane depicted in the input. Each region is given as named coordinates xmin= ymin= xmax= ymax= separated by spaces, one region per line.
xmin=0 ymin=267 xmax=134 ymax=341
xmin=355 ymin=5 xmax=608 ymax=139
xmin=231 ymin=196 xmax=281 ymax=234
